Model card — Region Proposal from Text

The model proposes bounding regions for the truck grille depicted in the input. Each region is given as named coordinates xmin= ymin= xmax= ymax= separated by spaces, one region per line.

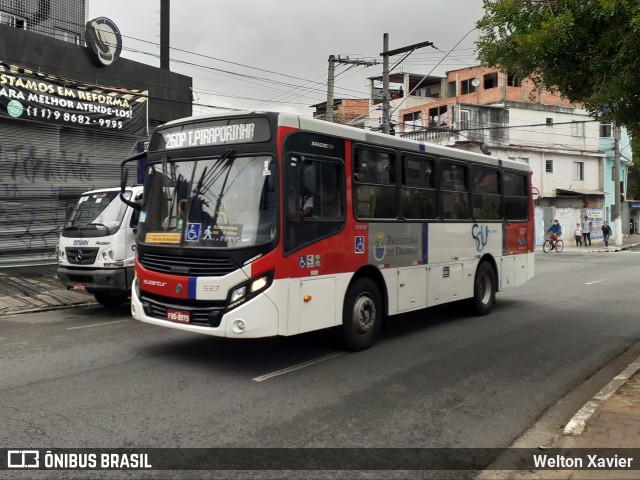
xmin=66 ymin=248 xmax=99 ymax=265
xmin=138 ymin=252 xmax=237 ymax=277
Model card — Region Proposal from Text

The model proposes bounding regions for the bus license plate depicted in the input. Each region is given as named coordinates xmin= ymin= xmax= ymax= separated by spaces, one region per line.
xmin=167 ymin=309 xmax=191 ymax=324
xmin=72 ymin=282 xmax=87 ymax=292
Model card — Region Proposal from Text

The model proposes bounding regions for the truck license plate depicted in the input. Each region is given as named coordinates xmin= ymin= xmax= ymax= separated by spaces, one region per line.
xmin=72 ymin=282 xmax=87 ymax=292
xmin=167 ymin=309 xmax=191 ymax=324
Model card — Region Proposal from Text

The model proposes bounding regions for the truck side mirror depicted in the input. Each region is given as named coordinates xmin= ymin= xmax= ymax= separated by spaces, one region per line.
xmin=120 ymin=167 xmax=129 ymax=193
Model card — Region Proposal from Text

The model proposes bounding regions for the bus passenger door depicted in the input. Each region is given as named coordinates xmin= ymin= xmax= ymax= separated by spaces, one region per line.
xmin=397 ymin=267 xmax=427 ymax=312
xmin=297 ymin=277 xmax=337 ymax=334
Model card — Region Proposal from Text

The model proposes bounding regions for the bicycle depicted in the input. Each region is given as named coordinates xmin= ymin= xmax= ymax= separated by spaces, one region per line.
xmin=542 ymin=234 xmax=564 ymax=253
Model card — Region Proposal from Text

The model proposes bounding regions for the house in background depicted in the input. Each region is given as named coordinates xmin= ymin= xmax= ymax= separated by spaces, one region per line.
xmin=397 ymin=65 xmax=632 ymax=242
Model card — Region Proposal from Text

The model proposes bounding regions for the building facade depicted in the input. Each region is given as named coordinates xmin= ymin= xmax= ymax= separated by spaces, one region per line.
xmin=398 ymin=65 xmax=632 ymax=243
xmin=0 ymin=0 xmax=192 ymax=265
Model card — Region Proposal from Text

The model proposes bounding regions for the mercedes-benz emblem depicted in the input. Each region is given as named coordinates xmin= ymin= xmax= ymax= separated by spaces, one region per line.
xmin=176 ymin=284 xmax=183 ymax=294
xmin=76 ymin=250 xmax=84 ymax=263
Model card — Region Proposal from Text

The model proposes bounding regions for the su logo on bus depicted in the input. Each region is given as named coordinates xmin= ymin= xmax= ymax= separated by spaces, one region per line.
xmin=471 ymin=224 xmax=489 ymax=252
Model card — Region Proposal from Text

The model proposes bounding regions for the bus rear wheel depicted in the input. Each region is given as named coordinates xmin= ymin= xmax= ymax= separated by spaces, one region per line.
xmin=469 ymin=261 xmax=496 ymax=316
xmin=340 ymin=277 xmax=382 ymax=351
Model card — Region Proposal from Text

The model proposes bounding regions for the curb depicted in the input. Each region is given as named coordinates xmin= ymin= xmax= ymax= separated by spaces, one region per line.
xmin=563 ymin=357 xmax=640 ymax=435
xmin=1 ymin=300 xmax=97 ymax=317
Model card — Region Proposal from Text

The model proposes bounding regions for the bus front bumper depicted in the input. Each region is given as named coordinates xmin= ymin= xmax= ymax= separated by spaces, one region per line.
xmin=131 ymin=287 xmax=279 ymax=338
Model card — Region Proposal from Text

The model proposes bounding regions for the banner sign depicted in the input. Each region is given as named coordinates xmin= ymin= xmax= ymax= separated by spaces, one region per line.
xmin=0 ymin=61 xmax=148 ymax=136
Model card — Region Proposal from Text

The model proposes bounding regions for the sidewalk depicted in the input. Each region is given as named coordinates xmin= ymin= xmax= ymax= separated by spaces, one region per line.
xmin=0 ymin=263 xmax=95 ymax=316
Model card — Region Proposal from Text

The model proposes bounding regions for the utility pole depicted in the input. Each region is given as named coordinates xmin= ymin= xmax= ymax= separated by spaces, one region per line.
xmin=160 ymin=0 xmax=170 ymax=70
xmin=380 ymin=35 xmax=434 ymax=134
xmin=326 ymin=55 xmax=336 ymax=122
xmin=325 ymin=55 xmax=378 ymax=123
xmin=613 ymin=124 xmax=623 ymax=246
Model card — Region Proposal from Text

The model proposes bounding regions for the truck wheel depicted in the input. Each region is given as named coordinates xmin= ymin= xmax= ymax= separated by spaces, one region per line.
xmin=94 ymin=292 xmax=127 ymax=308
xmin=469 ymin=261 xmax=496 ymax=316
xmin=340 ymin=277 xmax=382 ymax=351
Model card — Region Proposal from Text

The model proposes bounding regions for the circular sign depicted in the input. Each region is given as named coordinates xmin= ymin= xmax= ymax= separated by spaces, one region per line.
xmin=7 ymin=99 xmax=24 ymax=118
xmin=85 ymin=17 xmax=123 ymax=66
xmin=532 ymin=186 xmax=540 ymax=200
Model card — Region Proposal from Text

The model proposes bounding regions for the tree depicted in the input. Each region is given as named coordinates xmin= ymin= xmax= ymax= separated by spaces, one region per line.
xmin=476 ymin=0 xmax=640 ymax=136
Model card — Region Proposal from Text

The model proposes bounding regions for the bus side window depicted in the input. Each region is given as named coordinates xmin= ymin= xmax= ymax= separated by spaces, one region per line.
xmin=440 ymin=161 xmax=470 ymax=220
xmin=401 ymin=155 xmax=437 ymax=220
xmin=504 ymin=171 xmax=529 ymax=220
xmin=471 ymin=167 xmax=502 ymax=220
xmin=353 ymin=148 xmax=398 ymax=220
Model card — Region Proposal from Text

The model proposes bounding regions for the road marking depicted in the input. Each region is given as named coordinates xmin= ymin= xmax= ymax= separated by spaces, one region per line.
xmin=585 ymin=279 xmax=608 ymax=285
xmin=252 ymin=352 xmax=347 ymax=382
xmin=66 ymin=320 xmax=129 ymax=330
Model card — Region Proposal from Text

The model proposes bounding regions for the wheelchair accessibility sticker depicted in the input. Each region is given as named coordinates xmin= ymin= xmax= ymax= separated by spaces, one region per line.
xmin=299 ymin=254 xmax=321 ymax=268
xmin=355 ymin=236 xmax=365 ymax=254
xmin=186 ymin=223 xmax=202 ymax=242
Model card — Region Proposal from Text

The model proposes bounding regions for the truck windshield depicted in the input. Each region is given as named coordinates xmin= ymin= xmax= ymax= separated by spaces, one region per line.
xmin=65 ymin=191 xmax=132 ymax=234
xmin=138 ymin=155 xmax=277 ymax=248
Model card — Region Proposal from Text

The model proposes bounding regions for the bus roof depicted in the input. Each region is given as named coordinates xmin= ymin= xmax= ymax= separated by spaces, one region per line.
xmin=157 ymin=111 xmax=530 ymax=173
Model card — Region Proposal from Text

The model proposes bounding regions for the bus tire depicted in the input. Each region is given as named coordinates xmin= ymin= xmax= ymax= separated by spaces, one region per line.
xmin=469 ymin=261 xmax=496 ymax=316
xmin=94 ymin=292 xmax=127 ymax=308
xmin=340 ymin=277 xmax=382 ymax=351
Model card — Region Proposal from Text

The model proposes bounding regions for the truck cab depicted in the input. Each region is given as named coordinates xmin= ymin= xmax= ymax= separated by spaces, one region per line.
xmin=57 ymin=186 xmax=143 ymax=307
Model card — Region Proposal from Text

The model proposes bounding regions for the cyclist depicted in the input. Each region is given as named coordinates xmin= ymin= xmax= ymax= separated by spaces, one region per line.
xmin=546 ymin=219 xmax=563 ymax=250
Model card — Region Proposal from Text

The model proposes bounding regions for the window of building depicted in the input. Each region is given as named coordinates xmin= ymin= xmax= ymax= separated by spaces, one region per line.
xmin=353 ymin=148 xmax=398 ymax=219
xmin=546 ymin=117 xmax=553 ymax=127
xmin=0 ymin=11 xmax=27 ymax=29
xmin=571 ymin=121 xmax=585 ymax=137
xmin=54 ymin=28 xmax=81 ymax=45
xmin=545 ymin=159 xmax=554 ymax=173
xmin=600 ymin=123 xmax=612 ymax=137
xmin=461 ymin=79 xmax=477 ymax=95
xmin=460 ymin=109 xmax=470 ymax=131
xmin=518 ymin=157 xmax=529 ymax=164
xmin=507 ymin=73 xmax=521 ymax=87
xmin=483 ymin=72 xmax=498 ymax=89
xmin=402 ymin=112 xmax=421 ymax=131
xmin=401 ymin=155 xmax=437 ymax=219
xmin=440 ymin=161 xmax=470 ymax=220
xmin=573 ymin=161 xmax=584 ymax=181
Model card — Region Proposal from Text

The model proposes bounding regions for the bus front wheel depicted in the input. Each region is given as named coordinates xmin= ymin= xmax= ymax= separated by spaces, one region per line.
xmin=340 ymin=277 xmax=382 ymax=351
xmin=469 ymin=261 xmax=496 ymax=316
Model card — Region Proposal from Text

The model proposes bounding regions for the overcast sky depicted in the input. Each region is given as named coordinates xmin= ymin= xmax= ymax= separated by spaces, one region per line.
xmin=88 ymin=1 xmax=486 ymax=117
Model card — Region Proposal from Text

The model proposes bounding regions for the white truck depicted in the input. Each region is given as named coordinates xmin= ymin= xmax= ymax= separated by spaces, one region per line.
xmin=57 ymin=186 xmax=143 ymax=307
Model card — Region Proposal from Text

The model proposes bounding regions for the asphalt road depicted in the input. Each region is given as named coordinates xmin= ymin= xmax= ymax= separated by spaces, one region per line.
xmin=1 ymin=249 xmax=640 ymax=477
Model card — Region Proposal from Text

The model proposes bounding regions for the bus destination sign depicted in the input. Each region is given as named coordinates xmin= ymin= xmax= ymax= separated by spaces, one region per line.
xmin=153 ymin=118 xmax=271 ymax=150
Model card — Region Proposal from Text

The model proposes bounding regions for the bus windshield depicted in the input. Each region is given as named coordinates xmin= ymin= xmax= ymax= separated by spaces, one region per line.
xmin=138 ymin=155 xmax=277 ymax=248
xmin=65 ymin=190 xmax=132 ymax=234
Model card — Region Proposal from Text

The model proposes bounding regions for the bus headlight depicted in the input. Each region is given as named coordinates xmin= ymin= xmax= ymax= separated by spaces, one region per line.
xmin=227 ymin=271 xmax=274 ymax=309
xmin=250 ymin=275 xmax=269 ymax=293
xmin=230 ymin=286 xmax=247 ymax=304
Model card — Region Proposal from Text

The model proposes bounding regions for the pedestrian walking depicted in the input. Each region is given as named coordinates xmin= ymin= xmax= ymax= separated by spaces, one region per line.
xmin=582 ymin=215 xmax=592 ymax=247
xmin=573 ymin=223 xmax=582 ymax=247
xmin=602 ymin=220 xmax=612 ymax=247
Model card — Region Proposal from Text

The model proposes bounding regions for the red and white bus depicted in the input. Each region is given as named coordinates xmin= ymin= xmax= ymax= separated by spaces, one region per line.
xmin=122 ymin=112 xmax=534 ymax=350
